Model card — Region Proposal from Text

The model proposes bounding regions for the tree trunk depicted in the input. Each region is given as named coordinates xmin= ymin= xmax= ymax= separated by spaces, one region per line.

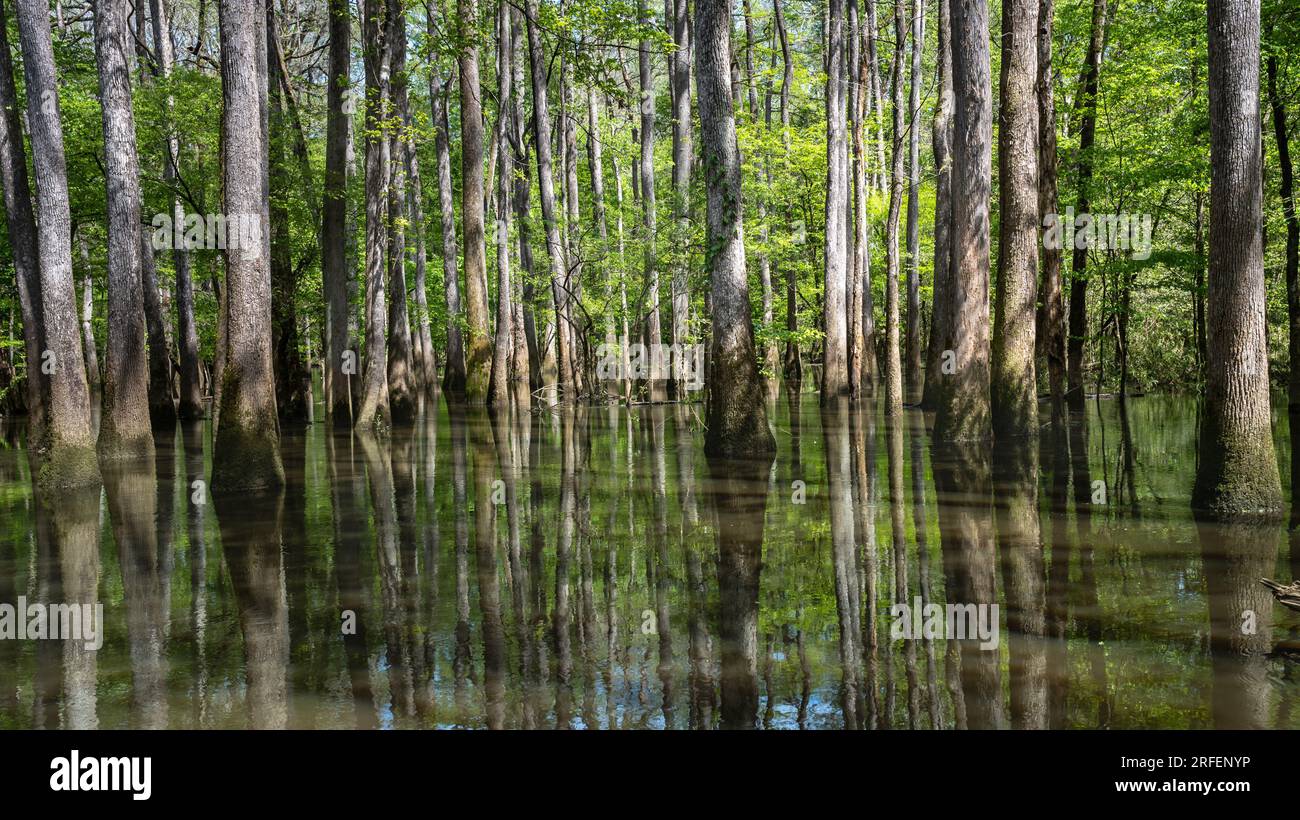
xmin=1066 ymin=0 xmax=1106 ymax=410
xmin=14 ymin=0 xmax=98 ymax=487
xmin=775 ymin=0 xmax=801 ymax=387
xmin=386 ymin=0 xmax=416 ymax=420
xmin=1193 ymin=0 xmax=1282 ymax=517
xmin=904 ymin=0 xmax=925 ymax=399
xmin=488 ymin=1 xmax=514 ymax=409
xmin=934 ymin=0 xmax=992 ymax=442
xmin=78 ymin=235 xmax=100 ymax=397
xmin=671 ymin=0 xmax=692 ymax=400
xmin=921 ymin=0 xmax=953 ymax=411
xmin=268 ymin=7 xmax=307 ymax=423
xmin=432 ymin=57 xmax=465 ymax=395
xmin=0 ymin=0 xmax=47 ymax=444
xmin=403 ymin=81 xmax=436 ymax=400
xmin=525 ymin=0 xmax=575 ymax=396
xmin=822 ymin=0 xmax=850 ymax=400
xmin=356 ymin=0 xmax=391 ymax=430
xmin=882 ymin=0 xmax=906 ymax=416
xmin=323 ymin=0 xmax=353 ymax=425
xmin=211 ymin=0 xmax=284 ymax=491
xmin=94 ymin=0 xmax=155 ymax=461
xmin=1035 ymin=0 xmax=1064 ymax=424
xmin=991 ymin=0 xmax=1038 ymax=437
xmin=697 ymin=0 xmax=774 ymax=458
xmin=639 ymin=0 xmax=665 ymax=402
xmin=1267 ymin=53 xmax=1299 ymax=411
xmin=459 ymin=0 xmax=491 ymax=403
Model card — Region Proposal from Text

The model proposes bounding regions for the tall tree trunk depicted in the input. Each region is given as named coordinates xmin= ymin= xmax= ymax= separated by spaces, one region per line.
xmin=488 ymin=0 xmax=514 ymax=409
xmin=904 ymin=0 xmax=925 ymax=399
xmin=268 ymin=6 xmax=307 ymax=423
xmin=638 ymin=0 xmax=665 ymax=402
xmin=822 ymin=0 xmax=850 ymax=399
xmin=323 ymin=0 xmax=353 ymax=425
xmin=1035 ymin=0 xmax=1064 ymax=424
xmin=1066 ymin=0 xmax=1106 ymax=410
xmin=561 ymin=52 xmax=586 ymax=395
xmin=934 ymin=0 xmax=993 ymax=442
xmin=848 ymin=0 xmax=867 ymax=398
xmin=459 ymin=0 xmax=491 ymax=403
xmin=403 ymin=88 xmax=436 ymax=399
xmin=671 ymin=0 xmax=691 ymax=399
xmin=510 ymin=4 xmax=537 ymax=396
xmin=525 ymin=0 xmax=576 ymax=396
xmin=78 ymin=235 xmax=100 ymax=397
xmin=150 ymin=0 xmax=202 ymax=420
xmin=212 ymin=0 xmax=284 ymax=490
xmin=697 ymin=0 xmax=775 ymax=459
xmin=94 ymin=0 xmax=155 ymax=461
xmin=1267 ymin=53 xmax=1300 ymax=411
xmin=991 ymin=0 xmax=1038 ymax=437
xmin=0 ymin=0 xmax=48 ymax=444
xmin=387 ymin=0 xmax=416 ymax=420
xmin=775 ymin=0 xmax=800 ymax=386
xmin=356 ymin=0 xmax=391 ymax=430
xmin=1193 ymin=0 xmax=1282 ymax=517
xmin=14 ymin=0 xmax=98 ymax=487
xmin=882 ymin=0 xmax=907 ymax=416
xmin=921 ymin=0 xmax=953 ymax=411
xmin=432 ymin=47 xmax=465 ymax=394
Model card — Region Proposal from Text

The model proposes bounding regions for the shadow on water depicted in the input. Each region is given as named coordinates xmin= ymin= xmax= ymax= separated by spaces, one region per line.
xmin=0 ymin=391 xmax=1296 ymax=728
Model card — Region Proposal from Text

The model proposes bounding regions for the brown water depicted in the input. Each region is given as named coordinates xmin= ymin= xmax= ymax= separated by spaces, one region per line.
xmin=0 ymin=391 xmax=1297 ymax=729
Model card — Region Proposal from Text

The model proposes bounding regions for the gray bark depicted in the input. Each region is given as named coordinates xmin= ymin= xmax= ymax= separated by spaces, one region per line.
xmin=14 ymin=0 xmax=98 ymax=487
xmin=822 ymin=0 xmax=850 ymax=399
xmin=323 ymin=0 xmax=353 ymax=425
xmin=386 ymin=0 xmax=416 ymax=421
xmin=356 ymin=0 xmax=391 ymax=430
xmin=459 ymin=0 xmax=492 ymax=403
xmin=212 ymin=0 xmax=284 ymax=491
xmin=697 ymin=0 xmax=774 ymax=458
xmin=1193 ymin=0 xmax=1282 ymax=517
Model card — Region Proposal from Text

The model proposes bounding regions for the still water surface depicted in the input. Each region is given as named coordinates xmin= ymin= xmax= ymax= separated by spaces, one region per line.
xmin=1 ymin=392 xmax=1298 ymax=729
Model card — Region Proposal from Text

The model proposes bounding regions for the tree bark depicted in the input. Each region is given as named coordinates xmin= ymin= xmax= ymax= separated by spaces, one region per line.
xmin=639 ymin=0 xmax=665 ymax=402
xmin=991 ymin=0 xmax=1038 ymax=437
xmin=934 ymin=0 xmax=992 ymax=442
xmin=356 ymin=0 xmax=391 ymax=430
xmin=14 ymin=0 xmax=98 ymax=487
xmin=386 ymin=0 xmax=416 ymax=420
xmin=1193 ymin=0 xmax=1282 ymax=517
xmin=1267 ymin=53 xmax=1299 ymax=411
xmin=921 ymin=0 xmax=953 ymax=411
xmin=822 ymin=0 xmax=850 ymax=400
xmin=212 ymin=0 xmax=284 ymax=491
xmin=1035 ymin=0 xmax=1064 ymax=424
xmin=525 ymin=0 xmax=576 ymax=396
xmin=459 ymin=0 xmax=492 ymax=403
xmin=432 ymin=48 xmax=465 ymax=395
xmin=323 ymin=0 xmax=353 ymax=425
xmin=904 ymin=0 xmax=925 ymax=399
xmin=488 ymin=0 xmax=514 ymax=409
xmin=882 ymin=0 xmax=907 ymax=415
xmin=671 ymin=0 xmax=692 ymax=399
xmin=0 ymin=0 xmax=48 ymax=446
xmin=697 ymin=0 xmax=774 ymax=458
xmin=1066 ymin=0 xmax=1106 ymax=410
xmin=94 ymin=0 xmax=155 ymax=461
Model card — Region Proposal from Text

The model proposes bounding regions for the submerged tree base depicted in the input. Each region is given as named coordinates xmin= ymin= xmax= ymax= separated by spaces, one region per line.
xmin=36 ymin=439 xmax=101 ymax=491
xmin=213 ymin=420 xmax=286 ymax=493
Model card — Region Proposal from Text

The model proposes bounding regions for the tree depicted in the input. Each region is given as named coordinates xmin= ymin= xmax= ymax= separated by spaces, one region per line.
xmin=211 ymin=0 xmax=284 ymax=491
xmin=94 ymin=0 xmax=155 ymax=461
xmin=934 ymin=0 xmax=992 ymax=442
xmin=357 ymin=0 xmax=392 ymax=430
xmin=1193 ymin=0 xmax=1282 ymax=517
xmin=882 ymin=0 xmax=907 ymax=415
xmin=386 ymin=0 xmax=417 ymax=420
xmin=488 ymin=0 xmax=514 ymax=409
xmin=323 ymin=0 xmax=354 ymax=425
xmin=697 ymin=0 xmax=774 ymax=459
xmin=14 ymin=0 xmax=98 ymax=488
xmin=991 ymin=0 xmax=1039 ymax=437
xmin=904 ymin=0 xmax=925 ymax=398
xmin=822 ymin=0 xmax=850 ymax=400
xmin=459 ymin=0 xmax=492 ymax=403
xmin=1035 ymin=0 xmax=1064 ymax=423
xmin=922 ymin=0 xmax=953 ymax=411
